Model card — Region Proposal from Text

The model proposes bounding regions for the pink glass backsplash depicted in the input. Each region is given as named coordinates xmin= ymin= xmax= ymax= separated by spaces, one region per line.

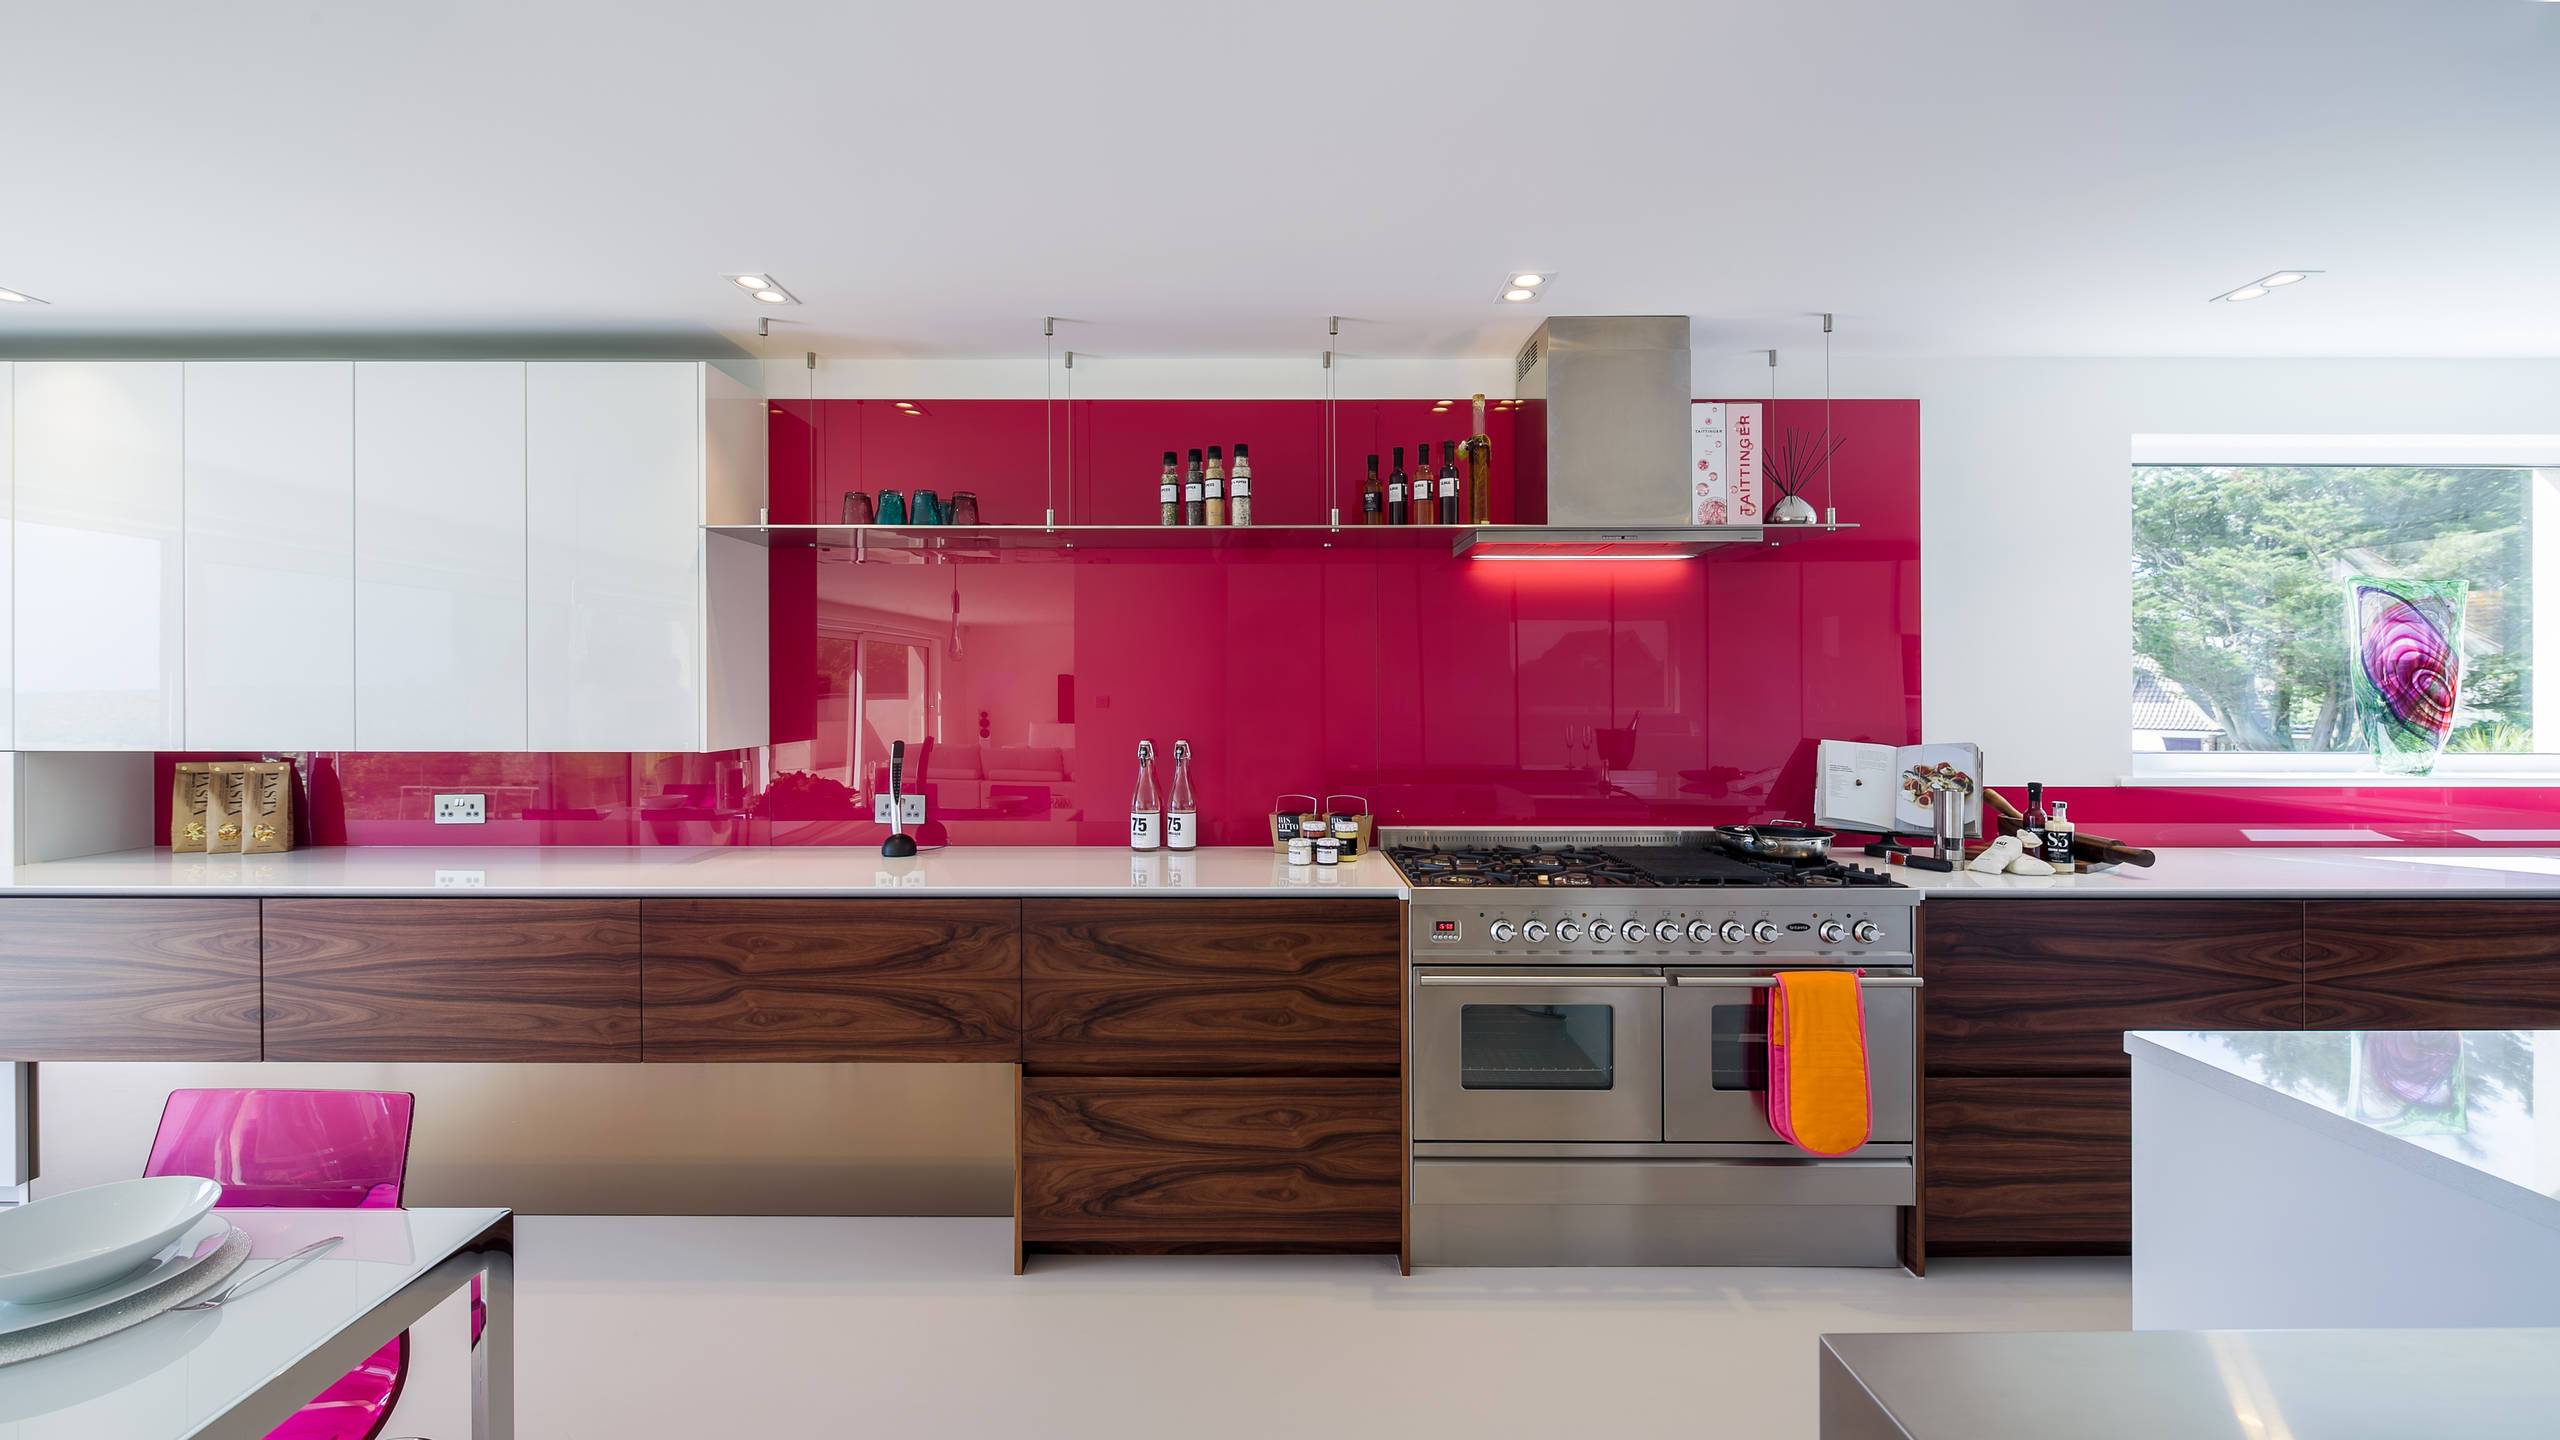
xmin=152 ymin=396 xmax=1926 ymax=846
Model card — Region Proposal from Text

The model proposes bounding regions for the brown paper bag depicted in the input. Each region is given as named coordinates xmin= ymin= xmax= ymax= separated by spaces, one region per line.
xmin=170 ymin=762 xmax=214 ymax=852
xmin=243 ymin=760 xmax=296 ymax=853
xmin=207 ymin=761 xmax=250 ymax=853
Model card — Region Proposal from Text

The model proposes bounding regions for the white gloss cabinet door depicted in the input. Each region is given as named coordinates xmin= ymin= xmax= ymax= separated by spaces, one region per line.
xmin=182 ymin=362 xmax=357 ymax=750
xmin=12 ymin=362 xmax=186 ymax=750
xmin=526 ymin=362 xmax=701 ymax=752
xmin=355 ymin=362 xmax=528 ymax=750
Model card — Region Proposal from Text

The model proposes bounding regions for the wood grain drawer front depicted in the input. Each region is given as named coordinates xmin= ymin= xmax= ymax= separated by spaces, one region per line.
xmin=1922 ymin=900 xmax=2303 ymax=1076
xmin=2306 ymin=901 xmax=2560 ymax=1029
xmin=1022 ymin=899 xmax=1401 ymax=1074
xmin=1019 ymin=1077 xmax=1401 ymax=1250
xmin=1924 ymin=1076 xmax=2130 ymax=1255
xmin=0 ymin=900 xmax=263 ymax=1061
xmin=641 ymin=899 xmax=1020 ymax=1062
xmin=263 ymin=899 xmax=641 ymax=1062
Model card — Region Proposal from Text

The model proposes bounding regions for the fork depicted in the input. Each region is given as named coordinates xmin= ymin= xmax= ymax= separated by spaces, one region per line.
xmin=172 ymin=1235 xmax=344 ymax=1311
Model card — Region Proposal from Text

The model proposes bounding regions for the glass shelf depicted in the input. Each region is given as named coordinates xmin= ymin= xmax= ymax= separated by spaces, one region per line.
xmin=707 ymin=522 xmax=1856 ymax=559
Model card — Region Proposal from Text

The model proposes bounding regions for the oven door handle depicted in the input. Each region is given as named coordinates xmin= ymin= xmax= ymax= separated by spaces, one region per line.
xmin=1670 ymin=975 xmax=1924 ymax=988
xmin=1416 ymin=975 xmax=1669 ymax=988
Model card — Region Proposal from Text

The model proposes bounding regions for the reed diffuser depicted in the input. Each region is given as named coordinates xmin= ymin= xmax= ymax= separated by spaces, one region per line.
xmin=1765 ymin=427 xmax=1845 ymax=525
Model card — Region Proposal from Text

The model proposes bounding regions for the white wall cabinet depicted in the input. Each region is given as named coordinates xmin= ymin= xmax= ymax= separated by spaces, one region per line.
xmin=182 ymin=361 xmax=357 ymax=750
xmin=11 ymin=362 xmax=186 ymax=750
xmin=5 ymin=357 xmax=763 ymax=755
xmin=527 ymin=362 xmax=708 ymax=753
xmin=354 ymin=362 xmax=529 ymax=750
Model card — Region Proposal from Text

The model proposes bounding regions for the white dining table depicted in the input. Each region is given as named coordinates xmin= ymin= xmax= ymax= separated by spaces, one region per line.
xmin=0 ymin=1206 xmax=512 ymax=1439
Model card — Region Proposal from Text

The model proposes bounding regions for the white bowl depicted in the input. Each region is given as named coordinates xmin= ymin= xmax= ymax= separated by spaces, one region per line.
xmin=0 ymin=1176 xmax=224 ymax=1305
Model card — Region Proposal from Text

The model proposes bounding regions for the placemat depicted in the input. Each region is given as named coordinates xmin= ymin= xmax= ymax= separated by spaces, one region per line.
xmin=0 ymin=1225 xmax=252 ymax=1366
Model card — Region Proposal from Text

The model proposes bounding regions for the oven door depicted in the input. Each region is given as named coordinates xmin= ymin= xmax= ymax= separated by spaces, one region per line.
xmin=1412 ymin=969 xmax=1664 ymax=1143
xmin=1662 ymin=969 xmax=1919 ymax=1146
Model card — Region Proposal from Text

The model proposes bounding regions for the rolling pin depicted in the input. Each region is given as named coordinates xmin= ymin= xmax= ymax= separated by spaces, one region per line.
xmin=1985 ymin=790 xmax=2157 ymax=868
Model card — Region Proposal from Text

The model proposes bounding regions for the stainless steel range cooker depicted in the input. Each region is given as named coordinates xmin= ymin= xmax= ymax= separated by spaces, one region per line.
xmin=1384 ymin=828 xmax=1923 ymax=1269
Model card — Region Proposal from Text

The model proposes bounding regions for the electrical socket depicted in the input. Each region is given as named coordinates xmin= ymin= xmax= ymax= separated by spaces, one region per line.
xmin=433 ymin=869 xmax=487 ymax=888
xmin=433 ymin=793 xmax=487 ymax=825
xmin=872 ymin=794 xmax=927 ymax=825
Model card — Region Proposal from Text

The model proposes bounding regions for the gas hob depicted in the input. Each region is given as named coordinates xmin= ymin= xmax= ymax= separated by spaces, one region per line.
xmin=1382 ymin=828 xmax=1918 ymax=965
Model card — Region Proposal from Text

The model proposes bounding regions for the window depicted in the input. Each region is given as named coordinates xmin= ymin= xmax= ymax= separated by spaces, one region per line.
xmin=2129 ymin=435 xmax=2560 ymax=778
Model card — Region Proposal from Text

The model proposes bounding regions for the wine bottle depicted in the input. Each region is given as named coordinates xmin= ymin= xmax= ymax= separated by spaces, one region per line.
xmin=1361 ymin=454 xmax=1384 ymax=524
xmin=1229 ymin=443 xmax=1253 ymax=525
xmin=1467 ymin=394 xmax=1493 ymax=523
xmin=1387 ymin=447 xmax=1409 ymax=525
xmin=1130 ymin=741 xmax=1162 ymax=850
xmin=1437 ymin=439 xmax=1462 ymax=523
xmin=1166 ymin=739 xmax=1198 ymax=851
xmin=1158 ymin=450 xmax=1178 ymax=526
xmin=1183 ymin=448 xmax=1206 ymax=526
xmin=1413 ymin=436 xmax=1434 ymax=522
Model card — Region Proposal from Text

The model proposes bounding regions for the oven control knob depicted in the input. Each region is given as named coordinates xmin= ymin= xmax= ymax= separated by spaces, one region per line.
xmin=1719 ymin=920 xmax=1747 ymax=945
xmin=1488 ymin=919 xmax=1517 ymax=943
xmin=1589 ymin=919 xmax=1616 ymax=944
xmin=1555 ymin=919 xmax=1582 ymax=943
xmin=1686 ymin=921 xmax=1716 ymax=944
xmin=1851 ymin=919 xmax=1882 ymax=945
xmin=1522 ymin=920 xmax=1550 ymax=943
xmin=1750 ymin=920 xmax=1781 ymax=946
xmin=1818 ymin=920 xmax=1847 ymax=946
xmin=1652 ymin=919 xmax=1681 ymax=943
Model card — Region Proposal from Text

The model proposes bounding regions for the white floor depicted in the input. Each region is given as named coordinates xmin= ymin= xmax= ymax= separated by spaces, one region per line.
xmin=365 ymin=1217 xmax=2133 ymax=1439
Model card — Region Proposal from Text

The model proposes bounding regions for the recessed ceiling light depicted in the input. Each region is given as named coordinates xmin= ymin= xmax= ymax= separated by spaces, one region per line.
xmin=0 ymin=287 xmax=46 ymax=304
xmin=894 ymin=401 xmax=916 ymax=409
xmin=1510 ymin=273 xmax=1545 ymax=288
xmin=1497 ymin=270 xmax=1556 ymax=303
xmin=2222 ymin=285 xmax=2270 ymax=302
xmin=1502 ymin=288 xmax=1537 ymax=302
xmin=724 ymin=274 xmax=799 ymax=305
xmin=2262 ymin=272 xmax=2309 ymax=287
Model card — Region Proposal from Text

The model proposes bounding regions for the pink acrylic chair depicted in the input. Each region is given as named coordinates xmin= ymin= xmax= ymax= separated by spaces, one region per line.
xmin=144 ymin=1089 xmax=423 ymax=1440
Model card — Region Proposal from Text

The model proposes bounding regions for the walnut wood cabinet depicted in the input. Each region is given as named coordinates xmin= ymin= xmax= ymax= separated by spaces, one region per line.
xmin=0 ymin=899 xmax=264 ymax=1060
xmin=1022 ymin=899 xmax=1402 ymax=1075
xmin=262 ymin=899 xmax=643 ymax=1062
xmin=2305 ymin=901 xmax=2560 ymax=1028
xmin=1017 ymin=898 xmax=1405 ymax=1267
xmin=640 ymin=899 xmax=1021 ymax=1061
xmin=1017 ymin=1076 xmax=1401 ymax=1253
xmin=1919 ymin=899 xmax=2305 ymax=1258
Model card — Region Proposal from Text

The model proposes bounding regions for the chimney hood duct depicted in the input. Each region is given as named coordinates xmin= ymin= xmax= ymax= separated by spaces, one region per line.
xmin=1466 ymin=314 xmax=1730 ymax=559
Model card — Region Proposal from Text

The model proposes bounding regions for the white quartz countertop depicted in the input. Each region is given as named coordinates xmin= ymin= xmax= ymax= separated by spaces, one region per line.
xmin=0 ymin=845 xmax=1410 ymax=898
xmin=15 ymin=843 xmax=2560 ymax=900
xmin=1887 ymin=845 xmax=2560 ymax=898
xmin=2126 ymin=1029 xmax=2560 ymax=1234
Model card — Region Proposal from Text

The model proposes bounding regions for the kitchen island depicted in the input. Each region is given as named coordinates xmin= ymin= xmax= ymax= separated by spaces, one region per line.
xmin=1818 ymin=1328 xmax=2560 ymax=1440
xmin=2126 ymin=1028 xmax=2560 ymax=1330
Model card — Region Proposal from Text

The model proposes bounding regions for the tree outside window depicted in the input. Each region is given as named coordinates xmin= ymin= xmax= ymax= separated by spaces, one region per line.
xmin=2131 ymin=464 xmax=2534 ymax=760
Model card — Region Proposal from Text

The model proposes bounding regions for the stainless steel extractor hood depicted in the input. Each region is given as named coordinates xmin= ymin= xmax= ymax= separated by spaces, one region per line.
xmin=1462 ymin=315 xmax=1725 ymax=559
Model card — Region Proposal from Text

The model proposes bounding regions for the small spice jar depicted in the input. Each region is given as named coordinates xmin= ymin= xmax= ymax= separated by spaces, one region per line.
xmin=1315 ymin=833 xmax=1342 ymax=866
xmin=1286 ymin=834 xmax=1314 ymax=866
xmin=1330 ymin=814 xmax=1362 ymax=859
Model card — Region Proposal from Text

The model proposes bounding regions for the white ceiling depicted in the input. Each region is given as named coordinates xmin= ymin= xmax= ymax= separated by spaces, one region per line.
xmin=5 ymin=0 xmax=2557 ymax=362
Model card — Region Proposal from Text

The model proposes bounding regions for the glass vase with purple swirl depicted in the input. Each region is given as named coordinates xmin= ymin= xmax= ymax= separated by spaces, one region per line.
xmin=2347 ymin=575 xmax=2467 ymax=774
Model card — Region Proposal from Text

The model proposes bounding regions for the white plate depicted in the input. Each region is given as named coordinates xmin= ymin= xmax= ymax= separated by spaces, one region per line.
xmin=0 ymin=1216 xmax=236 ymax=1337
xmin=0 ymin=1176 xmax=224 ymax=1305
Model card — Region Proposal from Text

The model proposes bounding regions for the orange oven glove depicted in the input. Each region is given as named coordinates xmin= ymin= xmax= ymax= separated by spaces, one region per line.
xmin=1767 ymin=970 xmax=1873 ymax=1156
